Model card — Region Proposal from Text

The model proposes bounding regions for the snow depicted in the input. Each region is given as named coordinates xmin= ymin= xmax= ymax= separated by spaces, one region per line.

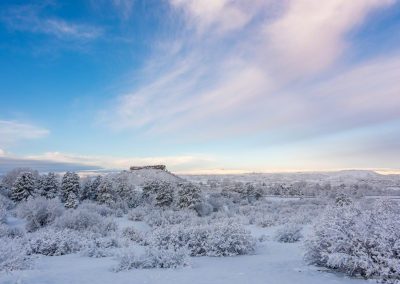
xmin=1 ymin=224 xmax=367 ymax=284
xmin=2 ymin=168 xmax=400 ymax=283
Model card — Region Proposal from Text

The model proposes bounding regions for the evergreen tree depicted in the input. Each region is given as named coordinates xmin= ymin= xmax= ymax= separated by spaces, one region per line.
xmin=96 ymin=178 xmax=115 ymax=206
xmin=11 ymin=172 xmax=36 ymax=202
xmin=39 ymin=172 xmax=59 ymax=199
xmin=177 ymin=183 xmax=201 ymax=209
xmin=81 ymin=175 xmax=102 ymax=201
xmin=155 ymin=182 xmax=174 ymax=207
xmin=61 ymin=172 xmax=80 ymax=205
xmin=65 ymin=191 xmax=78 ymax=209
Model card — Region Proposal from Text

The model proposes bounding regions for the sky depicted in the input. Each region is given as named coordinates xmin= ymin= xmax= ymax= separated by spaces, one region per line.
xmin=0 ymin=0 xmax=400 ymax=174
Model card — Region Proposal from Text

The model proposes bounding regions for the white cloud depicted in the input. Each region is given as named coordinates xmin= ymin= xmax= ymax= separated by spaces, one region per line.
xmin=0 ymin=120 xmax=49 ymax=147
xmin=264 ymin=0 xmax=395 ymax=75
xmin=1 ymin=4 xmax=102 ymax=40
xmin=100 ymin=0 xmax=398 ymax=147
xmin=170 ymin=0 xmax=266 ymax=35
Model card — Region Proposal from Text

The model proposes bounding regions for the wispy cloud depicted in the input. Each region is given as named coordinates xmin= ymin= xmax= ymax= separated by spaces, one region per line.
xmin=1 ymin=4 xmax=102 ymax=40
xmin=263 ymin=0 xmax=395 ymax=75
xmin=100 ymin=0 xmax=397 ymax=145
xmin=111 ymin=0 xmax=135 ymax=20
xmin=0 ymin=120 xmax=49 ymax=147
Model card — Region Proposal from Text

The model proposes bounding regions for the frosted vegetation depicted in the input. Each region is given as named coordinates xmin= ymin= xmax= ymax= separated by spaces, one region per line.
xmin=0 ymin=168 xmax=400 ymax=283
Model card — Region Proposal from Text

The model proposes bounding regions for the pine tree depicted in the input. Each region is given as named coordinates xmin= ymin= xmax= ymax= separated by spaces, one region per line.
xmin=155 ymin=182 xmax=174 ymax=207
xmin=61 ymin=172 xmax=80 ymax=205
xmin=96 ymin=178 xmax=115 ymax=206
xmin=81 ymin=175 xmax=102 ymax=201
xmin=11 ymin=172 xmax=36 ymax=202
xmin=39 ymin=172 xmax=59 ymax=199
xmin=65 ymin=192 xmax=78 ymax=209
xmin=177 ymin=183 xmax=201 ymax=209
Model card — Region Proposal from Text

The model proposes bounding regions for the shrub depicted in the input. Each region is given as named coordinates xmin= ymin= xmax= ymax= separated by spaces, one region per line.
xmin=122 ymin=227 xmax=145 ymax=244
xmin=0 ymin=194 xmax=14 ymax=211
xmin=114 ymin=247 xmax=190 ymax=271
xmin=145 ymin=209 xmax=198 ymax=228
xmin=127 ymin=207 xmax=147 ymax=221
xmin=0 ymin=237 xmax=31 ymax=272
xmin=305 ymin=199 xmax=400 ymax=281
xmin=16 ymin=197 xmax=64 ymax=232
xmin=0 ymin=224 xmax=25 ymax=238
xmin=150 ymin=221 xmax=255 ymax=256
xmin=81 ymin=237 xmax=119 ymax=258
xmin=79 ymin=201 xmax=115 ymax=217
xmin=55 ymin=208 xmax=117 ymax=235
xmin=274 ymin=223 xmax=303 ymax=243
xmin=27 ymin=228 xmax=87 ymax=256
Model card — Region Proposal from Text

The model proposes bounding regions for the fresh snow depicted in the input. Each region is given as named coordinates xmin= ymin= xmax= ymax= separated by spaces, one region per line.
xmin=1 ymin=221 xmax=366 ymax=284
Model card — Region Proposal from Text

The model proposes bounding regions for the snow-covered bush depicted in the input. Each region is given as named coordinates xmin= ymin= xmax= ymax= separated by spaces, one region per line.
xmin=0 ymin=237 xmax=31 ymax=272
xmin=81 ymin=237 xmax=119 ymax=258
xmin=151 ymin=221 xmax=255 ymax=256
xmin=0 ymin=194 xmax=14 ymax=211
xmin=122 ymin=227 xmax=146 ymax=244
xmin=145 ymin=209 xmax=198 ymax=227
xmin=79 ymin=201 xmax=115 ymax=217
xmin=193 ymin=201 xmax=213 ymax=217
xmin=16 ymin=197 xmax=64 ymax=232
xmin=0 ymin=205 xmax=6 ymax=224
xmin=114 ymin=247 xmax=190 ymax=271
xmin=0 ymin=224 xmax=25 ymax=238
xmin=305 ymin=199 xmax=400 ymax=281
xmin=27 ymin=228 xmax=86 ymax=256
xmin=0 ymin=184 xmax=11 ymax=198
xmin=274 ymin=223 xmax=303 ymax=243
xmin=127 ymin=207 xmax=147 ymax=221
xmin=55 ymin=208 xmax=117 ymax=236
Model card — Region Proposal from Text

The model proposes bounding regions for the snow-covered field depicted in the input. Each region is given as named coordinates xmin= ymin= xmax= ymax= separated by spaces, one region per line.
xmin=1 ymin=168 xmax=399 ymax=284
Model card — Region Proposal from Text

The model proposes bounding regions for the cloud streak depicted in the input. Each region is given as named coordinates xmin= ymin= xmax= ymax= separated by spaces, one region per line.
xmin=100 ymin=0 xmax=398 ymax=147
xmin=1 ymin=4 xmax=102 ymax=40
xmin=0 ymin=120 xmax=49 ymax=147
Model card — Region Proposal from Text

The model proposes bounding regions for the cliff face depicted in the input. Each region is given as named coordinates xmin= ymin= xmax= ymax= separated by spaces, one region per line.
xmin=130 ymin=165 xmax=166 ymax=171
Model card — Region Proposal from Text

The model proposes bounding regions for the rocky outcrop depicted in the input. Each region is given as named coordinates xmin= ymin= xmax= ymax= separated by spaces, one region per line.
xmin=130 ymin=165 xmax=167 ymax=171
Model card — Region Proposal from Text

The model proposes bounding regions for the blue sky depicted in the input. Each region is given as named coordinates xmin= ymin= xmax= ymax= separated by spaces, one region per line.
xmin=0 ymin=0 xmax=400 ymax=173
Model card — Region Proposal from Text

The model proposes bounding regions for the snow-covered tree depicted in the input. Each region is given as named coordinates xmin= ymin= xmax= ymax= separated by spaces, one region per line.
xmin=11 ymin=172 xmax=36 ymax=202
xmin=114 ymin=173 xmax=131 ymax=199
xmin=142 ymin=181 xmax=159 ymax=201
xmin=305 ymin=199 xmax=400 ymax=281
xmin=38 ymin=173 xmax=59 ymax=199
xmin=96 ymin=178 xmax=115 ymax=206
xmin=60 ymin=172 xmax=80 ymax=205
xmin=177 ymin=183 xmax=201 ymax=209
xmin=80 ymin=176 xmax=102 ymax=201
xmin=155 ymin=183 xmax=174 ymax=207
xmin=65 ymin=192 xmax=79 ymax=209
xmin=2 ymin=168 xmax=38 ymax=190
xmin=89 ymin=175 xmax=102 ymax=201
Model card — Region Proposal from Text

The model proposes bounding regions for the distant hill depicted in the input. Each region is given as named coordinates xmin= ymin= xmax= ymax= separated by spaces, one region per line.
xmin=108 ymin=168 xmax=184 ymax=186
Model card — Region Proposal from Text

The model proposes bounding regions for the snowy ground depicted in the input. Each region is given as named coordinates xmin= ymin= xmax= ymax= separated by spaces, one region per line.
xmin=1 ymin=217 xmax=367 ymax=284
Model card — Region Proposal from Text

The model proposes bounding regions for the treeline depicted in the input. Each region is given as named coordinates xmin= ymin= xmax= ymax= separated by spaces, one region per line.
xmin=0 ymin=168 xmax=204 ymax=212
